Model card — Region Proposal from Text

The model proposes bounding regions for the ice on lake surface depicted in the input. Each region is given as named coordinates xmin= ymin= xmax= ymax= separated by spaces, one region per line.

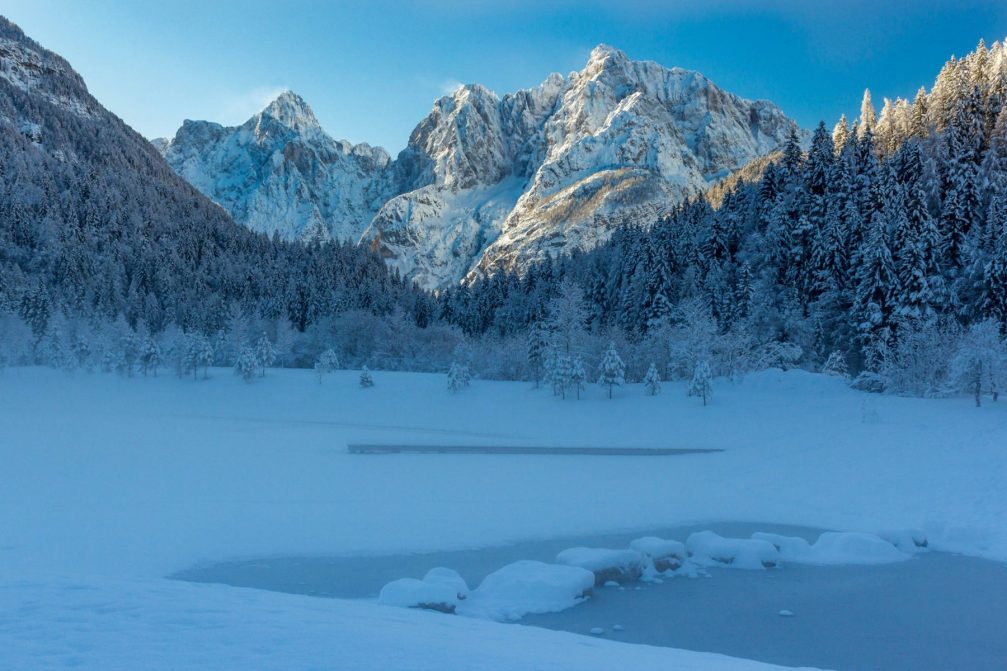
xmin=174 ymin=522 xmax=1007 ymax=671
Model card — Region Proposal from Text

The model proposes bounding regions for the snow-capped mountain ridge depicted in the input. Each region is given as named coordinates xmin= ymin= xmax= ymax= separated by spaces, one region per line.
xmin=158 ymin=46 xmax=799 ymax=287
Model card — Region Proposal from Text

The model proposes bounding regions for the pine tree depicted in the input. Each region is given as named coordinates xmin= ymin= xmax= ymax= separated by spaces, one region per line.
xmin=597 ymin=342 xmax=625 ymax=399
xmin=832 ymin=114 xmax=850 ymax=155
xmin=859 ymin=89 xmax=877 ymax=137
xmin=234 ymin=346 xmax=258 ymax=383
xmin=255 ymin=333 xmax=276 ymax=377
xmin=447 ymin=362 xmax=471 ymax=393
xmin=569 ymin=356 xmax=587 ymax=400
xmin=687 ymin=360 xmax=713 ymax=405
xmin=139 ymin=337 xmax=161 ymax=376
xmin=359 ymin=366 xmax=374 ymax=388
xmin=551 ymin=353 xmax=573 ymax=399
xmin=527 ymin=319 xmax=548 ymax=387
xmin=643 ymin=363 xmax=661 ymax=396
xmin=852 ymin=203 xmax=897 ymax=353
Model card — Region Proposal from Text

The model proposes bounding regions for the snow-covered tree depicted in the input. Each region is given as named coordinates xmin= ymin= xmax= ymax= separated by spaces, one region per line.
xmin=527 ymin=320 xmax=548 ymax=388
xmin=949 ymin=320 xmax=1006 ymax=406
xmin=314 ymin=348 xmax=340 ymax=382
xmin=234 ymin=346 xmax=259 ymax=383
xmin=687 ymin=360 xmax=713 ymax=405
xmin=139 ymin=337 xmax=161 ymax=376
xmin=643 ymin=362 xmax=662 ymax=395
xmin=447 ymin=362 xmax=471 ymax=393
xmin=254 ymin=333 xmax=276 ymax=377
xmin=822 ymin=350 xmax=850 ymax=379
xmin=597 ymin=342 xmax=625 ymax=399
xmin=569 ymin=356 xmax=586 ymax=400
xmin=359 ymin=366 xmax=374 ymax=388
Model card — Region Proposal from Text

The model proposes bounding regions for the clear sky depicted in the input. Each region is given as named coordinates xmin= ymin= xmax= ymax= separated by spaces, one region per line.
xmin=5 ymin=1 xmax=1007 ymax=153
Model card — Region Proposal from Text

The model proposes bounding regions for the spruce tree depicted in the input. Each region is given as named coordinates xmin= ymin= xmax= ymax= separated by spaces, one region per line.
xmin=643 ymin=363 xmax=662 ymax=396
xmin=687 ymin=360 xmax=713 ymax=406
xmin=597 ymin=342 xmax=625 ymax=399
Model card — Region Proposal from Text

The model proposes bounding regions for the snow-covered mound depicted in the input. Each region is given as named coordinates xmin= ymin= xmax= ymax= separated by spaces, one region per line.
xmin=459 ymin=560 xmax=595 ymax=621
xmin=156 ymin=91 xmax=395 ymax=242
xmin=686 ymin=531 xmax=780 ymax=569
xmin=378 ymin=567 xmax=469 ymax=613
xmin=753 ymin=531 xmax=913 ymax=564
xmin=555 ymin=547 xmax=647 ymax=584
xmin=630 ymin=536 xmax=687 ymax=572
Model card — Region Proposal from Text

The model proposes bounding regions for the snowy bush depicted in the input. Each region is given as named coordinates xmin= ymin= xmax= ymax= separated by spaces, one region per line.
xmin=359 ymin=366 xmax=374 ymax=388
xmin=568 ymin=357 xmax=586 ymax=399
xmin=822 ymin=350 xmax=849 ymax=379
xmin=254 ymin=333 xmax=277 ymax=377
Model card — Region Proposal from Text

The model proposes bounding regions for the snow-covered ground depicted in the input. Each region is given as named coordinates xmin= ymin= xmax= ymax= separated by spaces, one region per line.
xmin=2 ymin=366 xmax=1005 ymax=669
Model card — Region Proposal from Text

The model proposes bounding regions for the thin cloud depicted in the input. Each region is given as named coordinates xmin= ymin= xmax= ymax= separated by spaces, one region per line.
xmin=217 ymin=85 xmax=290 ymax=124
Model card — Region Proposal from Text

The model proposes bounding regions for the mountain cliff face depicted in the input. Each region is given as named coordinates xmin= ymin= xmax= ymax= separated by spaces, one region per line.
xmin=156 ymin=92 xmax=394 ymax=241
xmin=159 ymin=45 xmax=799 ymax=288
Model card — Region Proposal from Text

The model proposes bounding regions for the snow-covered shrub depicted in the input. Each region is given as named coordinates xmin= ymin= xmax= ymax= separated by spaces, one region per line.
xmin=555 ymin=547 xmax=646 ymax=585
xmin=359 ymin=366 xmax=374 ymax=388
xmin=685 ymin=531 xmax=779 ymax=569
xmin=878 ymin=317 xmax=961 ymax=397
xmin=568 ymin=356 xmax=586 ymax=399
xmin=822 ymin=350 xmax=849 ymax=379
xmin=629 ymin=536 xmax=685 ymax=572
xmin=687 ymin=360 xmax=713 ymax=405
xmin=643 ymin=362 xmax=661 ymax=395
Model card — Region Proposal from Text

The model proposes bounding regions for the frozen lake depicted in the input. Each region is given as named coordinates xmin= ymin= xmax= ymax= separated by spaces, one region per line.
xmin=174 ymin=522 xmax=1007 ymax=671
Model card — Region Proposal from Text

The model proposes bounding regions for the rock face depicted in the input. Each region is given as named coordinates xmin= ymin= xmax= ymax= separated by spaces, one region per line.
xmin=157 ymin=91 xmax=394 ymax=242
xmin=159 ymin=45 xmax=799 ymax=288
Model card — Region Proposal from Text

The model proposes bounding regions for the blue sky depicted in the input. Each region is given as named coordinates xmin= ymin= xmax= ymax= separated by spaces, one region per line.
xmin=5 ymin=0 xmax=1007 ymax=153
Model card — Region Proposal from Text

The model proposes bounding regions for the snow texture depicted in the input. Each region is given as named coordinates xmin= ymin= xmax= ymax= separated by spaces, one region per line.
xmin=458 ymin=560 xmax=595 ymax=621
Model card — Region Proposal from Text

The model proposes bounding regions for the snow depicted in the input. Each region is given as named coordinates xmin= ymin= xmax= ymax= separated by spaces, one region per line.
xmin=752 ymin=531 xmax=912 ymax=565
xmin=630 ymin=536 xmax=687 ymax=561
xmin=457 ymin=560 xmax=595 ymax=621
xmin=378 ymin=568 xmax=468 ymax=612
xmin=555 ymin=547 xmax=646 ymax=583
xmin=2 ymin=365 xmax=1007 ymax=669
xmin=686 ymin=531 xmax=780 ymax=569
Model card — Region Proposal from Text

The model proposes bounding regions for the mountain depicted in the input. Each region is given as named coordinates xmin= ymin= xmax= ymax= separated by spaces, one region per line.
xmin=158 ymin=46 xmax=799 ymax=289
xmin=0 ymin=16 xmax=424 ymax=344
xmin=155 ymin=91 xmax=395 ymax=242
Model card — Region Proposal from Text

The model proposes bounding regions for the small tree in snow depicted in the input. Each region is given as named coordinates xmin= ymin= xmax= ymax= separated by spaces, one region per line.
xmin=182 ymin=332 xmax=214 ymax=380
xmin=255 ymin=333 xmax=276 ymax=377
xmin=447 ymin=362 xmax=471 ymax=393
xmin=643 ymin=362 xmax=662 ymax=396
xmin=234 ymin=345 xmax=259 ymax=383
xmin=359 ymin=366 xmax=374 ymax=388
xmin=569 ymin=356 xmax=586 ymax=400
xmin=949 ymin=320 xmax=1007 ymax=406
xmin=597 ymin=342 xmax=625 ymax=399
xmin=314 ymin=348 xmax=340 ymax=382
xmin=822 ymin=351 xmax=849 ymax=379
xmin=140 ymin=337 xmax=161 ymax=376
xmin=551 ymin=354 xmax=572 ymax=399
xmin=688 ymin=360 xmax=713 ymax=406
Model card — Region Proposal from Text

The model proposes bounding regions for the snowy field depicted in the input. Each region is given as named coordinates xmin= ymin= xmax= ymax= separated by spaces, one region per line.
xmin=2 ymin=366 xmax=1006 ymax=670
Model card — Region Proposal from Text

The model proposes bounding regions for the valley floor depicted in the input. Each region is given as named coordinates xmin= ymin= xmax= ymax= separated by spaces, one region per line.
xmin=1 ymin=367 xmax=1005 ymax=670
